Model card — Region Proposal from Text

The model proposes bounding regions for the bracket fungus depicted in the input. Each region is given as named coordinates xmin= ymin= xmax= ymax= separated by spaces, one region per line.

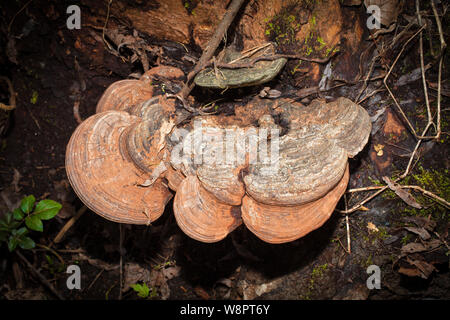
xmin=66 ymin=66 xmax=371 ymax=244
xmin=194 ymin=47 xmax=287 ymax=89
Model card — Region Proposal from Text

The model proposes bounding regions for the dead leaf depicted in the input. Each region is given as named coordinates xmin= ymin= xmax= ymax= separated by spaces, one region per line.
xmin=367 ymin=222 xmax=379 ymax=233
xmin=364 ymin=0 xmax=401 ymax=26
xmin=162 ymin=266 xmax=181 ymax=280
xmin=194 ymin=286 xmax=210 ymax=300
xmin=398 ymin=266 xmax=421 ymax=278
xmin=401 ymin=239 xmax=441 ymax=254
xmin=374 ymin=144 xmax=384 ymax=156
xmin=401 ymin=242 xmax=426 ymax=254
xmin=123 ymin=263 xmax=151 ymax=292
xmin=12 ymin=169 xmax=21 ymax=193
xmin=404 ymin=226 xmax=431 ymax=241
xmin=382 ymin=176 xmax=422 ymax=209
xmin=405 ymin=257 xmax=436 ymax=279
xmin=402 ymin=216 xmax=436 ymax=232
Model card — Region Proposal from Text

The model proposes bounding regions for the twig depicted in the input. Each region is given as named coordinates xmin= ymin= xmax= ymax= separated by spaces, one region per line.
xmin=7 ymin=0 xmax=34 ymax=34
xmin=84 ymin=268 xmax=104 ymax=293
xmin=430 ymin=0 xmax=446 ymax=140
xmin=416 ymin=0 xmax=432 ymax=125
xmin=16 ymin=250 xmax=65 ymax=300
xmin=166 ymin=94 xmax=212 ymax=115
xmin=179 ymin=0 xmax=246 ymax=100
xmin=345 ymin=184 xmax=449 ymax=209
xmin=53 ymin=205 xmax=88 ymax=244
xmin=228 ymin=43 xmax=272 ymax=64
xmin=344 ymin=194 xmax=351 ymax=254
xmin=383 ymin=24 xmax=427 ymax=139
xmin=73 ymin=100 xmax=83 ymax=124
xmin=102 ymin=0 xmax=119 ymax=56
xmin=0 ymin=76 xmax=16 ymax=111
xmin=36 ymin=244 xmax=65 ymax=265
xmin=355 ymin=53 xmax=379 ymax=103
xmin=202 ymin=52 xmax=337 ymax=71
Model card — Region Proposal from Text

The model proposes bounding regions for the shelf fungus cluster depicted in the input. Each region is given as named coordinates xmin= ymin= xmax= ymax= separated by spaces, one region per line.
xmin=66 ymin=66 xmax=371 ymax=244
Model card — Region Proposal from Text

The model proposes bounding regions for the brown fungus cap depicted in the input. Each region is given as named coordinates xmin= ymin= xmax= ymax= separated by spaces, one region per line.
xmin=173 ymin=175 xmax=242 ymax=243
xmin=163 ymin=164 xmax=186 ymax=192
xmin=125 ymin=98 xmax=175 ymax=174
xmin=95 ymin=80 xmax=154 ymax=113
xmin=65 ymin=111 xmax=172 ymax=224
xmin=278 ymin=97 xmax=371 ymax=158
xmin=243 ymin=134 xmax=348 ymax=206
xmin=241 ymin=164 xmax=349 ymax=244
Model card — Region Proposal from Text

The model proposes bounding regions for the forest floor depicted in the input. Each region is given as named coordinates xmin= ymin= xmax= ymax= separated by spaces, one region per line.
xmin=0 ymin=0 xmax=449 ymax=300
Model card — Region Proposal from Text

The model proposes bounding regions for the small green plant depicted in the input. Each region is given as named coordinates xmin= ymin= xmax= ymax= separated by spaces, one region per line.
xmin=30 ymin=91 xmax=38 ymax=104
xmin=0 ymin=195 xmax=62 ymax=252
xmin=131 ymin=283 xmax=158 ymax=299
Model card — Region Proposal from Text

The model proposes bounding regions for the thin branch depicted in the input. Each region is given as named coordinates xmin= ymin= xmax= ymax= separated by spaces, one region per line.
xmin=345 ymin=183 xmax=449 ymax=209
xmin=53 ymin=206 xmax=88 ymax=244
xmin=179 ymin=0 xmax=246 ymax=100
xmin=16 ymin=250 xmax=65 ymax=300
xmin=0 ymin=76 xmax=16 ymax=111
xmin=383 ymin=24 xmax=427 ymax=139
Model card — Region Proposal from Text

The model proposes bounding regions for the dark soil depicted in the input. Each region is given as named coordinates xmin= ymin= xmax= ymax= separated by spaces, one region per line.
xmin=0 ymin=0 xmax=449 ymax=301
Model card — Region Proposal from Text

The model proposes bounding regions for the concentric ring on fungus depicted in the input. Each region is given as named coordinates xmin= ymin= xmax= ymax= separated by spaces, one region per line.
xmin=65 ymin=111 xmax=172 ymax=224
xmin=241 ymin=164 xmax=350 ymax=244
xmin=173 ymin=175 xmax=242 ymax=243
xmin=95 ymin=80 xmax=154 ymax=113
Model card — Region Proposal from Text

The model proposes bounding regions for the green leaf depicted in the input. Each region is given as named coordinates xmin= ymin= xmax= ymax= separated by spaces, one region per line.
xmin=13 ymin=208 xmax=24 ymax=220
xmin=14 ymin=227 xmax=28 ymax=237
xmin=34 ymin=200 xmax=62 ymax=220
xmin=21 ymin=195 xmax=36 ymax=214
xmin=19 ymin=236 xmax=35 ymax=250
xmin=25 ymin=215 xmax=43 ymax=232
xmin=8 ymin=236 xmax=18 ymax=252
xmin=4 ymin=212 xmax=13 ymax=225
xmin=0 ymin=219 xmax=9 ymax=229
xmin=8 ymin=221 xmax=22 ymax=230
xmin=131 ymin=283 xmax=150 ymax=298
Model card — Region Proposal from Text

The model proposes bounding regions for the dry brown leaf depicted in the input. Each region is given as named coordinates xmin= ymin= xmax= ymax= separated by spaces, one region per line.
xmin=162 ymin=266 xmax=181 ymax=280
xmin=12 ymin=169 xmax=21 ymax=193
xmin=405 ymin=257 xmax=436 ymax=279
xmin=401 ymin=239 xmax=442 ymax=254
xmin=367 ymin=222 xmax=379 ymax=233
xmin=123 ymin=263 xmax=151 ymax=292
xmin=382 ymin=176 xmax=422 ymax=209
xmin=374 ymin=144 xmax=384 ymax=156
xmin=364 ymin=0 xmax=401 ymax=26
xmin=194 ymin=286 xmax=210 ymax=300
xmin=398 ymin=266 xmax=421 ymax=278
xmin=404 ymin=226 xmax=431 ymax=241
xmin=401 ymin=242 xmax=426 ymax=254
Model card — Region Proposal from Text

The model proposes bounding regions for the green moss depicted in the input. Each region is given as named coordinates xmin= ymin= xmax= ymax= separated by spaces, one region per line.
xmin=398 ymin=166 xmax=450 ymax=220
xmin=361 ymin=254 xmax=373 ymax=269
xmin=30 ymin=91 xmax=38 ymax=104
xmin=401 ymin=234 xmax=412 ymax=245
xmin=301 ymin=263 xmax=328 ymax=299
xmin=265 ymin=9 xmax=302 ymax=46
xmin=311 ymin=263 xmax=328 ymax=278
xmin=290 ymin=60 xmax=303 ymax=75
